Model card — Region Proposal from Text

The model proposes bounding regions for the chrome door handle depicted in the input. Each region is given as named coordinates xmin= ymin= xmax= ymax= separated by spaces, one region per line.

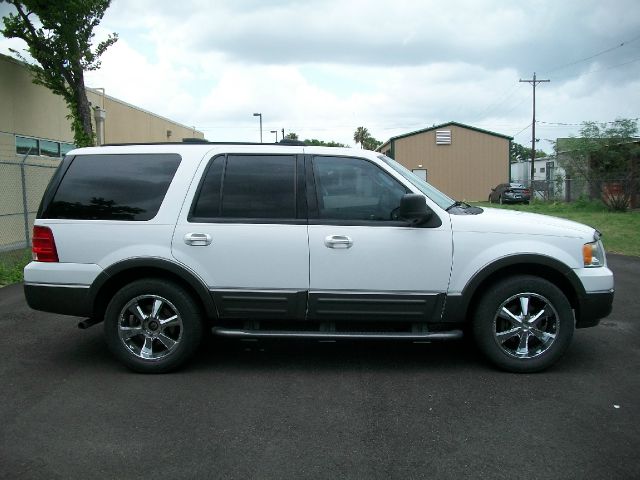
xmin=184 ymin=233 xmax=212 ymax=246
xmin=324 ymin=235 xmax=353 ymax=249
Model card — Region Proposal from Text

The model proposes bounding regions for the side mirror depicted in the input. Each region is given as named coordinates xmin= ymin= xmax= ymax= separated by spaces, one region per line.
xmin=399 ymin=194 xmax=433 ymax=225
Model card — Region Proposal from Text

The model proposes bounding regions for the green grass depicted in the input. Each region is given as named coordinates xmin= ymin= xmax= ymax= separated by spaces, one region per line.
xmin=473 ymin=200 xmax=640 ymax=257
xmin=0 ymin=248 xmax=31 ymax=287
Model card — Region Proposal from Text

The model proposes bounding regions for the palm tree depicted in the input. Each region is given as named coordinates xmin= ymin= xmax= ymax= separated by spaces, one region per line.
xmin=353 ymin=127 xmax=369 ymax=149
xmin=362 ymin=136 xmax=382 ymax=151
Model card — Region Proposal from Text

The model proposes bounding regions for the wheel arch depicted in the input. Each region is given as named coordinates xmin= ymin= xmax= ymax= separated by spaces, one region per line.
xmin=445 ymin=254 xmax=585 ymax=324
xmin=89 ymin=258 xmax=218 ymax=322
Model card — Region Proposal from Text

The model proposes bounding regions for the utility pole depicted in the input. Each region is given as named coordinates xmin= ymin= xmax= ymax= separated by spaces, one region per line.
xmin=281 ymin=128 xmax=285 ymax=140
xmin=520 ymin=72 xmax=550 ymax=190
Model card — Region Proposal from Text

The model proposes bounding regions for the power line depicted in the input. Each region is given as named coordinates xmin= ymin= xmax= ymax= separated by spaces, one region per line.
xmin=473 ymin=36 xmax=640 ymax=125
xmin=472 ymin=82 xmax=521 ymax=121
xmin=513 ymin=123 xmax=533 ymax=138
xmin=538 ymin=117 xmax=640 ymax=127
xmin=542 ymin=33 xmax=640 ymax=75
xmin=581 ymin=56 xmax=640 ymax=76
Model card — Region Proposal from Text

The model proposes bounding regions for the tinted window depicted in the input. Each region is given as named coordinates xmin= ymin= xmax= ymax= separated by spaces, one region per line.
xmin=44 ymin=154 xmax=181 ymax=221
xmin=191 ymin=157 xmax=224 ymax=218
xmin=313 ymin=156 xmax=407 ymax=221
xmin=221 ymin=155 xmax=296 ymax=219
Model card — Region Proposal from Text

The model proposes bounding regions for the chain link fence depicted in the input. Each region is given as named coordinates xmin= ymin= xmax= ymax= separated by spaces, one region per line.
xmin=525 ymin=176 xmax=638 ymax=208
xmin=0 ymin=158 xmax=59 ymax=252
xmin=527 ymin=177 xmax=590 ymax=202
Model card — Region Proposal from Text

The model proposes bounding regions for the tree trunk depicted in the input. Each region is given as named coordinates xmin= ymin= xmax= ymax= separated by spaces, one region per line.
xmin=70 ymin=68 xmax=94 ymax=146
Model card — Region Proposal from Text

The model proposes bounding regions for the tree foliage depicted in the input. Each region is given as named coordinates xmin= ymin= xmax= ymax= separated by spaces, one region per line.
xmin=353 ymin=126 xmax=369 ymax=149
xmin=1 ymin=0 xmax=118 ymax=146
xmin=284 ymin=132 xmax=299 ymax=141
xmin=558 ymin=118 xmax=639 ymax=211
xmin=510 ymin=142 xmax=547 ymax=163
xmin=362 ymin=135 xmax=382 ymax=151
xmin=303 ymin=138 xmax=349 ymax=147
xmin=353 ymin=126 xmax=382 ymax=150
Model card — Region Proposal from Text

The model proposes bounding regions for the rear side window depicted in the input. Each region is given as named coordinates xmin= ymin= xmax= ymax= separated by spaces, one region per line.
xmin=191 ymin=154 xmax=296 ymax=220
xmin=43 ymin=153 xmax=181 ymax=221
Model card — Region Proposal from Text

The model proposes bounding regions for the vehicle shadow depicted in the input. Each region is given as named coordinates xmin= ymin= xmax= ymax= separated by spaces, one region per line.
xmin=191 ymin=335 xmax=487 ymax=374
xmin=46 ymin=322 xmax=608 ymax=376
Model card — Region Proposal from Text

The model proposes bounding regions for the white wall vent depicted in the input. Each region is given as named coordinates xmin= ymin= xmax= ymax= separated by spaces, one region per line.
xmin=435 ymin=130 xmax=451 ymax=145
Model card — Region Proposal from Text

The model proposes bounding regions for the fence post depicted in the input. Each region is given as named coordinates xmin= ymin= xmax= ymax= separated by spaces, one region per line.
xmin=20 ymin=150 xmax=31 ymax=249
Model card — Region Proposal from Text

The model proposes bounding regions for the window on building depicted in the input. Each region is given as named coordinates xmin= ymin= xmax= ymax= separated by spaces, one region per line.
xmin=40 ymin=140 xmax=60 ymax=157
xmin=60 ymin=143 xmax=76 ymax=156
xmin=15 ymin=135 xmax=75 ymax=157
xmin=540 ymin=167 xmax=545 ymax=173
xmin=16 ymin=136 xmax=39 ymax=156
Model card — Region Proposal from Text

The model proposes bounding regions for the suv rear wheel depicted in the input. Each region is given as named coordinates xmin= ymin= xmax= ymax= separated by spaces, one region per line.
xmin=473 ymin=275 xmax=574 ymax=373
xmin=104 ymin=279 xmax=203 ymax=373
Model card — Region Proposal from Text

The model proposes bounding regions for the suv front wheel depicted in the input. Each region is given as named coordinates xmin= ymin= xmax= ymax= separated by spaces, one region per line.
xmin=104 ymin=279 xmax=203 ymax=373
xmin=473 ymin=275 xmax=574 ymax=373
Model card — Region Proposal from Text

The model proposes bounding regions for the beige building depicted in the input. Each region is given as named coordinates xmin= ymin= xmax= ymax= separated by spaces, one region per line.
xmin=0 ymin=53 xmax=204 ymax=251
xmin=378 ymin=122 xmax=512 ymax=201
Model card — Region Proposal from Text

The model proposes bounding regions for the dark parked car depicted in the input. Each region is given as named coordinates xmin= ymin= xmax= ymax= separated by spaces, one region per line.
xmin=489 ymin=183 xmax=531 ymax=204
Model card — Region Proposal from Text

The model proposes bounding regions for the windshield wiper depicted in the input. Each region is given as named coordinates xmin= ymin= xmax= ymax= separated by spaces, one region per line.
xmin=446 ymin=201 xmax=470 ymax=211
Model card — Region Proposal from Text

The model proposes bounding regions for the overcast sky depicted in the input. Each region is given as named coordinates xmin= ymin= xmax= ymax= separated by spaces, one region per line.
xmin=2 ymin=0 xmax=639 ymax=151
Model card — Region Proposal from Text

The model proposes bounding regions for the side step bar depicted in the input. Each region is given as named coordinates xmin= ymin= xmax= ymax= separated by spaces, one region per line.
xmin=212 ymin=327 xmax=463 ymax=341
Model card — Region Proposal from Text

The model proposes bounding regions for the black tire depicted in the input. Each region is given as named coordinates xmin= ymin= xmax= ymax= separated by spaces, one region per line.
xmin=472 ymin=275 xmax=574 ymax=373
xmin=104 ymin=278 xmax=204 ymax=373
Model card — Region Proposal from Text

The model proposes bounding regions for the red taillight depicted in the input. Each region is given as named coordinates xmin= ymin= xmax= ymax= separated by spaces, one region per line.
xmin=32 ymin=226 xmax=59 ymax=262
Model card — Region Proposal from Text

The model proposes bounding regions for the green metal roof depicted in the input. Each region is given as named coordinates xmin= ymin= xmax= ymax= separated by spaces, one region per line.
xmin=383 ymin=121 xmax=513 ymax=146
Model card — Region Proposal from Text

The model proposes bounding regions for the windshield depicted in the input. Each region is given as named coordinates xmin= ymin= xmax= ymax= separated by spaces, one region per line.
xmin=378 ymin=155 xmax=455 ymax=210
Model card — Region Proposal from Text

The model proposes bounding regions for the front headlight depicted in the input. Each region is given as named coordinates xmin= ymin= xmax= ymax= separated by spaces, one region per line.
xmin=583 ymin=239 xmax=606 ymax=268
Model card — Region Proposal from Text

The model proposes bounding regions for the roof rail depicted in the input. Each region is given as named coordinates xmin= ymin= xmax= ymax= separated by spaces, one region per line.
xmin=100 ymin=141 xmax=301 ymax=147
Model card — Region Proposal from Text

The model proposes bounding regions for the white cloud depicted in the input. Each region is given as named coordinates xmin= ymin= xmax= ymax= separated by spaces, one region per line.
xmin=3 ymin=0 xmax=640 ymax=148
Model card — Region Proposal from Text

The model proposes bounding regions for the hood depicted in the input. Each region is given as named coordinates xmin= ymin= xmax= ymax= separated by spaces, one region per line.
xmin=450 ymin=207 xmax=597 ymax=240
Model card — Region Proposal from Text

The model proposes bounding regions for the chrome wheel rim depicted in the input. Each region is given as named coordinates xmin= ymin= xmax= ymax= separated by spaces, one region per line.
xmin=117 ymin=294 xmax=183 ymax=360
xmin=493 ymin=292 xmax=559 ymax=359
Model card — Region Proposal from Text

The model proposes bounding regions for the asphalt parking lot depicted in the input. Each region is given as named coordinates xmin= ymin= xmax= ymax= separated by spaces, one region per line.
xmin=0 ymin=254 xmax=638 ymax=480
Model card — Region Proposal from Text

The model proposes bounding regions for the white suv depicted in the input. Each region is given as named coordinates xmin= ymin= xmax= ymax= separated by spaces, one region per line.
xmin=24 ymin=142 xmax=614 ymax=373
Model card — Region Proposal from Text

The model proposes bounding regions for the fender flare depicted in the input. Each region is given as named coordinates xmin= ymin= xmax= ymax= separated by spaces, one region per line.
xmin=89 ymin=257 xmax=217 ymax=318
xmin=443 ymin=254 xmax=585 ymax=323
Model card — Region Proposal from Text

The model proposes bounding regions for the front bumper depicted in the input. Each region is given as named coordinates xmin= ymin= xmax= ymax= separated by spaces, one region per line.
xmin=575 ymin=290 xmax=614 ymax=328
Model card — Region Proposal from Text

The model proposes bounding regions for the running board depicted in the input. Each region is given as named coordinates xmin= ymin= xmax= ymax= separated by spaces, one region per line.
xmin=212 ymin=327 xmax=463 ymax=341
